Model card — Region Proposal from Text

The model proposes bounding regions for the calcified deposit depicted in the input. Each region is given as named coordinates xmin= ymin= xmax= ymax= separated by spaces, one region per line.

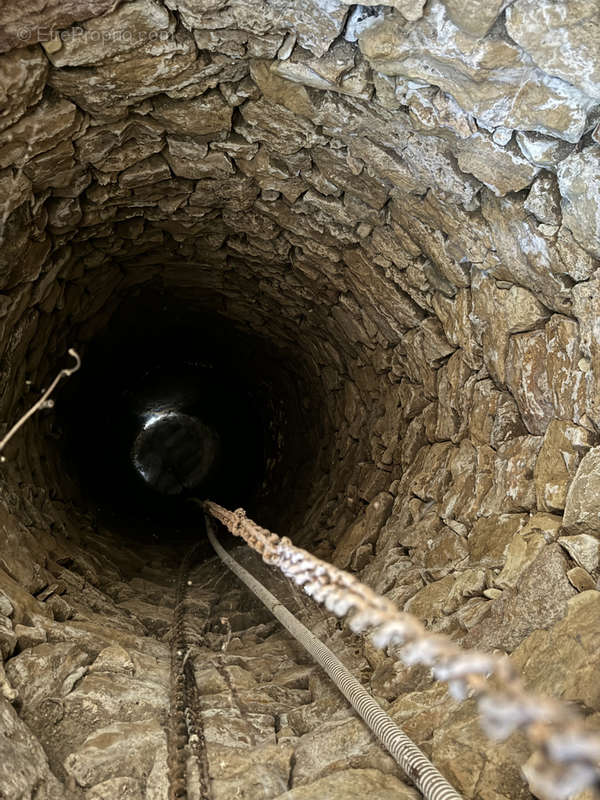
xmin=0 ymin=1 xmax=600 ymax=799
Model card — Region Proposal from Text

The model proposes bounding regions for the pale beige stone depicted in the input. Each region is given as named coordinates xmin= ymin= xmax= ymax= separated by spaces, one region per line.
xmin=359 ymin=0 xmax=592 ymax=141
xmin=480 ymin=192 xmax=573 ymax=312
xmin=481 ymin=436 xmax=543 ymax=515
xmin=558 ymin=534 xmax=600 ymax=574
xmin=442 ymin=0 xmax=508 ymax=37
xmin=432 ymin=700 xmax=531 ymax=799
xmin=468 ymin=379 xmax=526 ymax=449
xmin=471 ymin=271 xmax=550 ymax=386
xmin=546 ymin=314 xmax=590 ymax=427
xmin=89 ymin=645 xmax=135 ymax=676
xmin=506 ymin=0 xmax=600 ymax=101
xmin=64 ymin=719 xmax=165 ymax=787
xmin=465 ymin=544 xmax=575 ymax=652
xmin=505 ymin=331 xmax=553 ymax=435
xmin=563 ymin=447 xmax=600 ymax=538
xmin=557 ymin=146 xmax=600 ymax=258
xmin=0 ymin=47 xmax=48 ymax=132
xmin=333 ymin=492 xmax=393 ymax=569
xmin=455 ymin=132 xmax=539 ymax=196
xmin=0 ymin=696 xmax=63 ymax=798
xmin=524 ymin=174 xmax=561 ymax=225
xmin=404 ymin=575 xmax=456 ymax=624
xmin=152 ymin=92 xmax=233 ymax=136
xmin=511 ymin=591 xmax=600 ymax=709
xmin=534 ymin=420 xmax=594 ymax=512
xmin=0 ymin=1 xmax=119 ymax=51
xmin=86 ymin=777 xmax=143 ymax=799
xmin=468 ymin=514 xmax=528 ymax=569
xmin=494 ymin=526 xmax=546 ymax=590
xmin=44 ymin=0 xmax=173 ymax=68
xmin=272 ymin=768 xmax=419 ymax=799
xmin=567 ymin=567 xmax=596 ymax=592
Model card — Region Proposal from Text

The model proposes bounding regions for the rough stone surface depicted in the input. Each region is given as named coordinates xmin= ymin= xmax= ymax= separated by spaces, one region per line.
xmin=465 ymin=544 xmax=576 ymax=653
xmin=272 ymin=768 xmax=419 ymax=799
xmin=506 ymin=0 xmax=600 ymax=101
xmin=557 ymin=147 xmax=600 ymax=258
xmin=563 ymin=447 xmax=600 ymax=538
xmin=512 ymin=591 xmax=600 ymax=709
xmin=534 ymin=420 xmax=594 ymax=512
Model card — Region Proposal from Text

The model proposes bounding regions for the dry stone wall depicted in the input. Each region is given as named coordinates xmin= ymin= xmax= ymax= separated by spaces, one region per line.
xmin=0 ymin=1 xmax=599 ymax=798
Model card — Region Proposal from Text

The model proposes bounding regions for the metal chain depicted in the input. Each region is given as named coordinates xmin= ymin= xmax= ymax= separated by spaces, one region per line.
xmin=168 ymin=543 xmax=213 ymax=800
xmin=206 ymin=516 xmax=464 ymax=800
xmin=201 ymin=499 xmax=600 ymax=800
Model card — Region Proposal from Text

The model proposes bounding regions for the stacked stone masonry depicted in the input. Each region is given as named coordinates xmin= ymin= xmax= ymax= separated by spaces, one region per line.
xmin=0 ymin=0 xmax=600 ymax=798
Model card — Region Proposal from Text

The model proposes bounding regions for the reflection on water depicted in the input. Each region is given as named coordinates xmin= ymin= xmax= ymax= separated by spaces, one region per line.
xmin=132 ymin=411 xmax=220 ymax=495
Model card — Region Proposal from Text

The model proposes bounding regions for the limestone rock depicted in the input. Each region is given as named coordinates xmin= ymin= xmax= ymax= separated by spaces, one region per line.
xmin=388 ymin=683 xmax=454 ymax=750
xmin=480 ymin=192 xmax=573 ymax=313
xmin=506 ymin=0 xmax=600 ymax=101
xmin=534 ymin=420 xmax=595 ymax=512
xmin=511 ymin=591 xmax=600 ymax=710
xmin=6 ymin=642 xmax=91 ymax=707
xmin=521 ymin=512 xmax=562 ymax=544
xmin=573 ymin=273 xmax=600 ymax=429
xmin=415 ymin=524 xmax=469 ymax=580
xmin=371 ymin=0 xmax=426 ymax=23
xmin=471 ymin=270 xmax=550 ymax=385
xmin=442 ymin=568 xmax=486 ymax=615
xmin=455 ymin=132 xmax=539 ymax=196
xmin=0 ymin=696 xmax=64 ymax=798
xmin=14 ymin=623 xmax=47 ymax=650
xmin=152 ymin=92 xmax=233 ymax=136
xmin=465 ymin=544 xmax=576 ymax=653
xmin=440 ymin=441 xmax=496 ymax=527
xmin=270 ymin=42 xmax=371 ymax=99
xmin=505 ymin=331 xmax=553 ymax=435
xmin=557 ymin=146 xmax=600 ymax=258
xmin=89 ymin=644 xmax=135 ymax=675
xmin=494 ymin=529 xmax=546 ymax=591
xmin=291 ymin=716 xmax=396 ymax=785
xmin=558 ymin=534 xmax=600 ymax=574
xmin=481 ymin=436 xmax=543 ymax=515
xmin=87 ymin=777 xmax=144 ymax=800
xmin=272 ymin=768 xmax=419 ymax=799
xmin=49 ymin=25 xmax=244 ymax=116
xmin=524 ymin=174 xmax=561 ymax=226
xmin=434 ymin=350 xmax=475 ymax=443
xmin=432 ymin=700 xmax=531 ymax=799
xmin=515 ymin=131 xmax=575 ymax=169
xmin=468 ymin=514 xmax=528 ymax=569
xmin=441 ymin=0 xmax=508 ymax=37
xmin=209 ymin=742 xmax=294 ymax=800
xmin=334 ymin=493 xmax=394 ymax=569
xmin=0 ymin=591 xmax=14 ymax=618
xmin=404 ymin=575 xmax=456 ymax=625
xmin=64 ymin=718 xmax=165 ymax=788
xmin=567 ymin=567 xmax=596 ymax=592
xmin=359 ymin=0 xmax=592 ymax=142
xmin=0 ymin=1 xmax=120 ymax=52
xmin=0 ymin=47 xmax=48 ymax=132
xmin=468 ymin=379 xmax=526 ymax=449
xmin=0 ymin=96 xmax=81 ymax=170
xmin=44 ymin=0 xmax=173 ymax=68
xmin=545 ymin=314 xmax=589 ymax=427
xmin=432 ymin=289 xmax=483 ymax=370
xmin=563 ymin=447 xmax=600 ymax=538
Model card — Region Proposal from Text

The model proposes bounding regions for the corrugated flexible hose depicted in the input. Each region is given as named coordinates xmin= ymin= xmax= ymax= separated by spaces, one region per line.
xmin=205 ymin=516 xmax=464 ymax=800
